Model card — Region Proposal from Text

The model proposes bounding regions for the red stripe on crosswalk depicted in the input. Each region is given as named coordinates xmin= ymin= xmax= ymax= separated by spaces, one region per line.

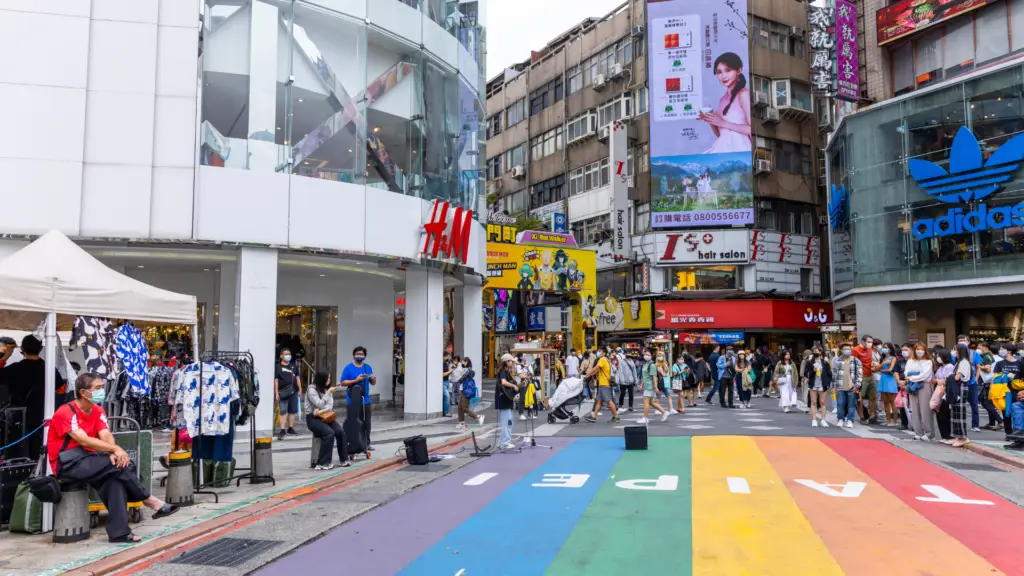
xmin=821 ymin=438 xmax=1024 ymax=576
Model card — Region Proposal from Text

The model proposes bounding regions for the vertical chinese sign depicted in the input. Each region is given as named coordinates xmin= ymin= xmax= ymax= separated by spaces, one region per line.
xmin=834 ymin=0 xmax=859 ymax=101
xmin=808 ymin=0 xmax=835 ymax=94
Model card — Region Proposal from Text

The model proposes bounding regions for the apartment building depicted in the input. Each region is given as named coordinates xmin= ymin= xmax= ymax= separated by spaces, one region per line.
xmin=486 ymin=0 xmax=833 ymax=351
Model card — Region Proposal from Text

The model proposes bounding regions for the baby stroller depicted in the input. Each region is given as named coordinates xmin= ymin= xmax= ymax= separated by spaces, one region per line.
xmin=546 ymin=377 xmax=583 ymax=424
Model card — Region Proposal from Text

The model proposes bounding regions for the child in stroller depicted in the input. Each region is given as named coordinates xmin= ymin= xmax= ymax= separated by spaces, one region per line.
xmin=545 ymin=377 xmax=584 ymax=424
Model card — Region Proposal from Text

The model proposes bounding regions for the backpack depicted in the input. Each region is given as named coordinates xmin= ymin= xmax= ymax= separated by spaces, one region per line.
xmin=462 ymin=378 xmax=478 ymax=400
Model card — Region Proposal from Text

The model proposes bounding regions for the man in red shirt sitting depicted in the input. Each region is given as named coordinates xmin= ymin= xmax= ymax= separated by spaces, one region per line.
xmin=48 ymin=372 xmax=178 ymax=543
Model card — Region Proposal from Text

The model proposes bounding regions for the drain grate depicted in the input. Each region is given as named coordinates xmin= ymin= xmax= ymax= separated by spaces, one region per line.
xmin=168 ymin=537 xmax=281 ymax=567
xmin=941 ymin=461 xmax=1005 ymax=473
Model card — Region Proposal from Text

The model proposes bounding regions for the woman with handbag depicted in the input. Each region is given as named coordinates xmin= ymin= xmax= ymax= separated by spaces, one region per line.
xmin=949 ymin=343 xmax=973 ymax=447
xmin=49 ymin=373 xmax=179 ymax=543
xmin=735 ymin=353 xmax=754 ymax=409
xmin=803 ymin=347 xmax=832 ymax=427
xmin=305 ymin=372 xmax=351 ymax=470
xmin=905 ymin=343 xmax=936 ymax=441
xmin=878 ymin=343 xmax=900 ymax=426
xmin=773 ymin=351 xmax=799 ymax=413
xmin=453 ymin=357 xmax=484 ymax=429
xmin=932 ymin=348 xmax=955 ymax=443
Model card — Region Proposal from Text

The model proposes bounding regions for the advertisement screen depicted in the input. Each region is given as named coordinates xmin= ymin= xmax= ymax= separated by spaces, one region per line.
xmin=485 ymin=243 xmax=597 ymax=293
xmin=648 ymin=0 xmax=754 ymax=229
xmin=876 ymin=0 xmax=995 ymax=46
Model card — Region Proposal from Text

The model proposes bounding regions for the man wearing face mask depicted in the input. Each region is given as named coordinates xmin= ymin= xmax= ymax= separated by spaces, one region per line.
xmin=851 ymin=335 xmax=878 ymax=424
xmin=831 ymin=342 xmax=863 ymax=428
xmin=274 ymin=348 xmax=301 ymax=439
xmin=341 ymin=346 xmax=376 ymax=450
xmin=50 ymin=373 xmax=179 ymax=543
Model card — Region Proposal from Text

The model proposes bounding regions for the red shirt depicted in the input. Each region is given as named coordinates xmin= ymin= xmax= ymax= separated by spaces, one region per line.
xmin=47 ymin=402 xmax=108 ymax=473
xmin=851 ymin=345 xmax=874 ymax=377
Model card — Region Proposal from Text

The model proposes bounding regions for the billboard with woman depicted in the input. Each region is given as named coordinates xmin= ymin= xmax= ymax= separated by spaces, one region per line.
xmin=648 ymin=0 xmax=754 ymax=229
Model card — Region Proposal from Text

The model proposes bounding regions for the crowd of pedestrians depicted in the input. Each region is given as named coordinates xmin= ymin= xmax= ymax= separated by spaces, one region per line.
xmin=531 ymin=335 xmax=1024 ymax=451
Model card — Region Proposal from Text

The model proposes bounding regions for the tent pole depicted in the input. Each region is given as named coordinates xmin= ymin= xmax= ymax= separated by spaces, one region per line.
xmin=192 ymin=323 xmax=200 ymax=359
xmin=42 ymin=311 xmax=56 ymax=532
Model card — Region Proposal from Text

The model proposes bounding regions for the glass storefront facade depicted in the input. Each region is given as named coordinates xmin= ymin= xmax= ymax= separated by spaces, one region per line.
xmin=199 ymin=0 xmax=485 ymax=209
xmin=828 ymin=60 xmax=1024 ymax=295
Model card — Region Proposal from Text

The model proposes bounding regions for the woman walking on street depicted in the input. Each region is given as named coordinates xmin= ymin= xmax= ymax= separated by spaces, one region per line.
xmin=672 ymin=355 xmax=689 ymax=410
xmin=735 ymin=353 xmax=754 ymax=408
xmin=452 ymin=357 xmax=484 ymax=429
xmin=640 ymin=350 xmax=670 ymax=424
xmin=933 ymin=348 xmax=955 ymax=443
xmin=657 ymin=352 xmax=678 ymax=414
xmin=616 ymin=351 xmax=636 ymax=412
xmin=905 ymin=342 xmax=937 ymax=441
xmin=878 ymin=343 xmax=900 ymax=426
xmin=804 ymin=346 xmax=832 ymax=427
xmin=950 ymin=343 xmax=972 ymax=447
xmin=774 ymin=350 xmax=799 ymax=413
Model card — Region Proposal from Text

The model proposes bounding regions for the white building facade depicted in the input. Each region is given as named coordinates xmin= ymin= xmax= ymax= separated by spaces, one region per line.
xmin=0 ymin=0 xmax=488 ymax=432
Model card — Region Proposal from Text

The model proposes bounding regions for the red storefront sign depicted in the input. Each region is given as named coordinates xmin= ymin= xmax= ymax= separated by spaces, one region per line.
xmin=421 ymin=199 xmax=473 ymax=265
xmin=654 ymin=300 xmax=834 ymax=330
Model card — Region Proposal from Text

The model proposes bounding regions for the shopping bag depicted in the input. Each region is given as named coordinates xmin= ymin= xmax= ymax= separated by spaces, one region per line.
xmin=9 ymin=482 xmax=43 ymax=534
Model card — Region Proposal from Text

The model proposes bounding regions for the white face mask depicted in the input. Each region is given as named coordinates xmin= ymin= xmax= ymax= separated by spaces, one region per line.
xmin=915 ymin=350 xmax=925 ymax=358
xmin=902 ymin=350 xmax=910 ymax=359
xmin=643 ymin=355 xmax=652 ymax=361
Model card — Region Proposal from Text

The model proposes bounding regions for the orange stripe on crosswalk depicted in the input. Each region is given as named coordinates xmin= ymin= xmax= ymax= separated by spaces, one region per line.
xmin=755 ymin=437 xmax=1002 ymax=576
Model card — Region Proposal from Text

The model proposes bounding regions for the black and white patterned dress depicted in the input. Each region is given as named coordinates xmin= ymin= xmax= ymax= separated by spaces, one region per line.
xmin=70 ymin=316 xmax=117 ymax=378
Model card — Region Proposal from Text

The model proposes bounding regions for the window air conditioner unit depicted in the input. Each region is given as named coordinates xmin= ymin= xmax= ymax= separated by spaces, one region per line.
xmin=611 ymin=63 xmax=624 ymax=79
xmin=594 ymin=74 xmax=607 ymax=90
xmin=789 ymin=26 xmax=805 ymax=38
xmin=753 ymin=91 xmax=770 ymax=108
xmin=762 ymin=107 xmax=780 ymax=123
xmin=631 ymin=25 xmax=645 ymax=37
xmin=598 ymin=125 xmax=610 ymax=141
xmin=512 ymin=165 xmax=526 ymax=179
xmin=756 ymin=159 xmax=772 ymax=174
xmin=758 ymin=200 xmax=773 ymax=209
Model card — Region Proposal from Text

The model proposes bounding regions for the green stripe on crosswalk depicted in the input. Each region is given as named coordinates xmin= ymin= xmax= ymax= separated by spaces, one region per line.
xmin=544 ymin=436 xmax=693 ymax=576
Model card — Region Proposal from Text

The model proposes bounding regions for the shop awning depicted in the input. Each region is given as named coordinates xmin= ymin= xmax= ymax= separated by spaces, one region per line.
xmin=0 ymin=230 xmax=198 ymax=329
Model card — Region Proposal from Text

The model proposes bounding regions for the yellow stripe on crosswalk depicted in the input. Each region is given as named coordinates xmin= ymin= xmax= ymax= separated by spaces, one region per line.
xmin=691 ymin=436 xmax=844 ymax=576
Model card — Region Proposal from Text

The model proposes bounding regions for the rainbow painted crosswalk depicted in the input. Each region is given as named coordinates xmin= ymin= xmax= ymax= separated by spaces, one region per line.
xmin=257 ymin=437 xmax=1024 ymax=576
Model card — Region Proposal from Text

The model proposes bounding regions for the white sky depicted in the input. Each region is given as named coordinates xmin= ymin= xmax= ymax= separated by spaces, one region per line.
xmin=485 ymin=0 xmax=628 ymax=78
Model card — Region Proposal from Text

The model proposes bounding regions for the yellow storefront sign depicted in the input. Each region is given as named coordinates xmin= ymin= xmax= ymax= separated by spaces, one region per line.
xmin=485 ymin=243 xmax=596 ymax=293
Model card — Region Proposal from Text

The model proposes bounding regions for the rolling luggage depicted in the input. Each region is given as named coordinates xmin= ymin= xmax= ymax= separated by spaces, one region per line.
xmin=344 ymin=384 xmax=367 ymax=456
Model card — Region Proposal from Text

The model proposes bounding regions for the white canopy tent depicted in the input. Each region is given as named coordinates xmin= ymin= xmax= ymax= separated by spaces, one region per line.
xmin=0 ymin=230 xmax=197 ymax=531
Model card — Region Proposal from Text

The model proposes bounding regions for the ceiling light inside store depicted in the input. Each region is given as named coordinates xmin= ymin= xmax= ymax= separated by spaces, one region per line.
xmin=320 ymin=274 xmax=326 ymax=277
xmin=297 ymin=98 xmax=303 ymax=102
xmin=373 ymin=127 xmax=380 ymax=133
xmin=137 ymin=265 xmax=144 ymax=268
xmin=204 ymin=268 xmax=210 ymax=271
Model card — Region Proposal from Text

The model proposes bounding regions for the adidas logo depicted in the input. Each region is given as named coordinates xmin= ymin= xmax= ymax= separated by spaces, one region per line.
xmin=828 ymin=183 xmax=848 ymax=230
xmin=909 ymin=127 xmax=1024 ymax=239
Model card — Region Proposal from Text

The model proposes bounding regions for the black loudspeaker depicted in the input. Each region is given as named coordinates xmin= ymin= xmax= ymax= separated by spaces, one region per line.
xmin=403 ymin=435 xmax=429 ymax=465
xmin=624 ymin=426 xmax=648 ymax=450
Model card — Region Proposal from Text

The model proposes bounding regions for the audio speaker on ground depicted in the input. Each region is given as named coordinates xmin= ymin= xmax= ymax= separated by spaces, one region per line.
xmin=403 ymin=435 xmax=429 ymax=465
xmin=624 ymin=426 xmax=648 ymax=450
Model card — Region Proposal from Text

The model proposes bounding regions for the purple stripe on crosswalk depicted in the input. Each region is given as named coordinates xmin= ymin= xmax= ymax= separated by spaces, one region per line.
xmin=253 ymin=437 xmax=573 ymax=576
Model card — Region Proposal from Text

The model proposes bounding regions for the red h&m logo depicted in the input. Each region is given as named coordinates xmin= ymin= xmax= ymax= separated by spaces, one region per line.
xmin=422 ymin=199 xmax=473 ymax=265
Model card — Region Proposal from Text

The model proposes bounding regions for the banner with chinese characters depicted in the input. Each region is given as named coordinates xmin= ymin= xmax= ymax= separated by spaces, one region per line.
xmin=808 ymin=0 xmax=835 ymax=94
xmin=647 ymin=0 xmax=754 ymax=229
xmin=835 ymin=0 xmax=859 ymax=101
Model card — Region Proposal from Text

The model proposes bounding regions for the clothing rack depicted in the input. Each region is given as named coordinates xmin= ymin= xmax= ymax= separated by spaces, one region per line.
xmin=198 ymin=350 xmax=273 ymax=488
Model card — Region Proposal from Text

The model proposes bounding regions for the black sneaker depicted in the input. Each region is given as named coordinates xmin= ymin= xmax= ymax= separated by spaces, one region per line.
xmin=1004 ymin=441 xmax=1024 ymax=451
xmin=286 ymin=428 xmax=298 ymax=436
xmin=610 ymin=416 xmax=620 ymax=424
xmin=584 ymin=414 xmax=596 ymax=423
xmin=277 ymin=431 xmax=286 ymax=440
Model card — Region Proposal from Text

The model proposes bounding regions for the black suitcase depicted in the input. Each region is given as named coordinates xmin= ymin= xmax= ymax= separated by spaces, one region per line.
xmin=623 ymin=426 xmax=648 ymax=450
xmin=344 ymin=384 xmax=367 ymax=455
xmin=0 ymin=457 xmax=35 ymax=526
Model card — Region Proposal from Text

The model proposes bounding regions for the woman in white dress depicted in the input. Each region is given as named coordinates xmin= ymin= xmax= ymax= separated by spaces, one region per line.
xmin=773 ymin=351 xmax=800 ymax=413
xmin=698 ymin=52 xmax=752 ymax=154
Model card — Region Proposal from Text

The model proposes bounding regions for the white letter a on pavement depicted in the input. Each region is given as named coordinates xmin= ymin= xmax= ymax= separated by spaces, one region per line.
xmin=793 ymin=479 xmax=866 ymax=498
xmin=615 ymin=475 xmax=679 ymax=491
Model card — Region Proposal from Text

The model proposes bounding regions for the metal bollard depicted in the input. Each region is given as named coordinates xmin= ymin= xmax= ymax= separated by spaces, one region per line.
xmin=165 ymin=450 xmax=194 ymax=506
xmin=53 ymin=484 xmax=90 ymax=543
xmin=252 ymin=437 xmax=274 ymax=484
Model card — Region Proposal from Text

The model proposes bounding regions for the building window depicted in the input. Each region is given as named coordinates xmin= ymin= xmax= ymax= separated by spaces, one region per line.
xmin=568 ymin=65 xmax=582 ymax=94
xmin=531 ymin=174 xmax=566 ymax=209
xmin=634 ymin=202 xmax=650 ymax=234
xmin=771 ymin=139 xmax=811 ymax=174
xmin=634 ymin=86 xmax=649 ymax=116
xmin=752 ymin=17 xmax=805 ymax=58
xmin=503 ymin=144 xmax=526 ymax=171
xmin=800 ymin=268 xmax=813 ymax=294
xmin=759 ymin=211 xmax=776 ymax=230
xmin=566 ymin=110 xmax=596 ymax=143
xmin=529 ymin=79 xmax=563 ymax=116
xmin=597 ymin=269 xmax=631 ymax=300
xmin=505 ymin=98 xmax=527 ymax=127
xmin=791 ymin=81 xmax=812 ymax=111
xmin=668 ymin=266 xmax=739 ymax=291
xmin=637 ymin=143 xmax=649 ymax=173
xmin=486 ymin=155 xmax=502 ymax=180
xmin=571 ymin=213 xmax=611 ymax=246
xmin=530 ymin=127 xmax=563 ymax=161
xmin=752 ymin=75 xmax=771 ymax=97
xmin=569 ymin=167 xmax=584 ymax=195
xmin=597 ymin=92 xmax=632 ymax=127
xmin=509 ymin=188 xmax=528 ymax=214
xmin=800 ymin=212 xmax=815 ymax=234
xmin=486 ymin=114 xmax=502 ymax=140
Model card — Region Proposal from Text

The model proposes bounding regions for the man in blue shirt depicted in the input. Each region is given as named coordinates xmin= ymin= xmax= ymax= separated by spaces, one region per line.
xmin=705 ymin=345 xmax=721 ymax=405
xmin=341 ymin=346 xmax=375 ymax=450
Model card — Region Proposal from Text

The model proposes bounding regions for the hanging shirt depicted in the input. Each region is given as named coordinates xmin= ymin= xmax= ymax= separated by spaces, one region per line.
xmin=71 ymin=316 xmax=117 ymax=378
xmin=173 ymin=362 xmax=240 ymax=437
xmin=115 ymin=323 xmax=150 ymax=396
